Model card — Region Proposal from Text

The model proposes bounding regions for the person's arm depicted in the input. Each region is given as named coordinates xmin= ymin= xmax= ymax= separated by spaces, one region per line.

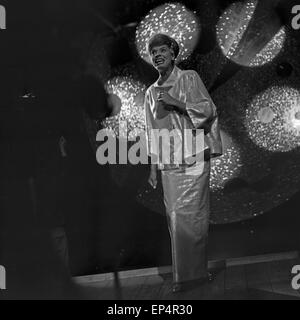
xmin=148 ymin=164 xmax=158 ymax=189
xmin=144 ymin=90 xmax=153 ymax=159
xmin=157 ymin=72 xmax=215 ymax=129
xmin=151 ymin=164 xmax=157 ymax=171
xmin=169 ymin=98 xmax=188 ymax=115
xmin=144 ymin=90 xmax=158 ymax=189
xmin=182 ymin=71 xmax=215 ymax=130
xmin=157 ymin=91 xmax=187 ymax=115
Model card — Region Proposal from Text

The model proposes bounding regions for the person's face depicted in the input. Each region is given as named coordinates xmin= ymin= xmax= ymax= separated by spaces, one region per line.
xmin=150 ymin=44 xmax=175 ymax=72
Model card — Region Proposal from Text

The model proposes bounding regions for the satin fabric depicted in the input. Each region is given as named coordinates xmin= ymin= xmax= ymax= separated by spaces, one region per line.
xmin=144 ymin=66 xmax=222 ymax=285
xmin=144 ymin=66 xmax=222 ymax=171
xmin=161 ymin=161 xmax=211 ymax=284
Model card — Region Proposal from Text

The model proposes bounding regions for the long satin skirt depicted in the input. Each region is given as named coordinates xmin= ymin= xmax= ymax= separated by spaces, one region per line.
xmin=161 ymin=160 xmax=211 ymax=284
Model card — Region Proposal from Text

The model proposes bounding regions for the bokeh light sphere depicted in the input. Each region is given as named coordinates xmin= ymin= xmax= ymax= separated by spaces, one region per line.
xmin=136 ymin=3 xmax=200 ymax=64
xmin=216 ymin=0 xmax=286 ymax=67
xmin=245 ymin=86 xmax=300 ymax=152
xmin=210 ymin=130 xmax=243 ymax=191
xmin=102 ymin=77 xmax=147 ymax=139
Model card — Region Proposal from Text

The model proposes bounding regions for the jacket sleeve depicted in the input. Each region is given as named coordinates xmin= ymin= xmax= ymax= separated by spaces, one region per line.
xmin=180 ymin=71 xmax=215 ymax=130
xmin=144 ymin=89 xmax=156 ymax=159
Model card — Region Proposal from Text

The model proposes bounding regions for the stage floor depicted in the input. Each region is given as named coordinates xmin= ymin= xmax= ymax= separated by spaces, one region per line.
xmin=77 ymin=254 xmax=300 ymax=300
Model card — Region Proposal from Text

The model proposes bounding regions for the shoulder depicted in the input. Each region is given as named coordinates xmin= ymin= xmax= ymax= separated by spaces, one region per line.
xmin=145 ymin=86 xmax=152 ymax=98
xmin=144 ymin=85 xmax=155 ymax=106
xmin=146 ymin=85 xmax=153 ymax=93
xmin=145 ymin=83 xmax=156 ymax=97
xmin=176 ymin=69 xmax=202 ymax=88
xmin=179 ymin=69 xmax=200 ymax=80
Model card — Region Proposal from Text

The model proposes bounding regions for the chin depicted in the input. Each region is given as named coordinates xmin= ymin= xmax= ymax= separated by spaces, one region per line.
xmin=155 ymin=64 xmax=171 ymax=72
xmin=155 ymin=65 xmax=164 ymax=72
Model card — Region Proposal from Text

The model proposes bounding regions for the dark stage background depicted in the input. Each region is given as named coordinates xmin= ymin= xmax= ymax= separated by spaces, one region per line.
xmin=0 ymin=0 xmax=300 ymax=286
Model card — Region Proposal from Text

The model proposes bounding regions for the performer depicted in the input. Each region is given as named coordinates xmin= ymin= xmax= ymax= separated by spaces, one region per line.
xmin=144 ymin=34 xmax=222 ymax=292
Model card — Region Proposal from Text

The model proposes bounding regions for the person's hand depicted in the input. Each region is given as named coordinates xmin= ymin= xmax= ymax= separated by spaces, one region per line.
xmin=157 ymin=90 xmax=186 ymax=114
xmin=157 ymin=91 xmax=176 ymax=108
xmin=148 ymin=168 xmax=158 ymax=189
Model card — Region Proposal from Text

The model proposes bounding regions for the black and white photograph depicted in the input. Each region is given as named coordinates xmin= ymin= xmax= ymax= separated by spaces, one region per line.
xmin=1 ymin=0 xmax=300 ymax=303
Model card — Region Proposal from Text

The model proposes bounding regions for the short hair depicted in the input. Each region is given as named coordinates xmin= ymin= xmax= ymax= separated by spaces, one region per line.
xmin=147 ymin=34 xmax=180 ymax=59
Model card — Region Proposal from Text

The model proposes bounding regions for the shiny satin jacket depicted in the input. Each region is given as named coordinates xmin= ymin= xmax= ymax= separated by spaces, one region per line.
xmin=144 ymin=66 xmax=223 ymax=170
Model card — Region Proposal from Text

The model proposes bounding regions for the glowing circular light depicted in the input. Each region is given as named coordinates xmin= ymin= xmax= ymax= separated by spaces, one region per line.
xmin=284 ymin=99 xmax=300 ymax=136
xmin=102 ymin=77 xmax=147 ymax=139
xmin=249 ymin=27 xmax=286 ymax=67
xmin=210 ymin=130 xmax=243 ymax=191
xmin=216 ymin=0 xmax=286 ymax=67
xmin=257 ymin=107 xmax=275 ymax=124
xmin=135 ymin=3 xmax=200 ymax=64
xmin=217 ymin=0 xmax=257 ymax=59
xmin=245 ymin=86 xmax=300 ymax=152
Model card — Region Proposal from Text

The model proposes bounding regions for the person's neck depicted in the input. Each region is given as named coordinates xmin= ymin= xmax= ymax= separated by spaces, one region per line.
xmin=158 ymin=65 xmax=174 ymax=86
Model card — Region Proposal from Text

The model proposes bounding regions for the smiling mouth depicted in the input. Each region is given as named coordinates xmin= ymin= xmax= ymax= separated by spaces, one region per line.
xmin=155 ymin=59 xmax=165 ymax=66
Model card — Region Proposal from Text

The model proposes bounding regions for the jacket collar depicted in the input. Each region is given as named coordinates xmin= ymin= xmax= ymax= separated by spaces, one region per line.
xmin=154 ymin=66 xmax=182 ymax=88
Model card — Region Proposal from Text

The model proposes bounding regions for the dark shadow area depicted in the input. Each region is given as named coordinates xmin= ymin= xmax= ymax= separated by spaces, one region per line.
xmin=208 ymin=190 xmax=300 ymax=261
xmin=1 ymin=0 xmax=300 ymax=300
xmin=222 ymin=289 xmax=300 ymax=300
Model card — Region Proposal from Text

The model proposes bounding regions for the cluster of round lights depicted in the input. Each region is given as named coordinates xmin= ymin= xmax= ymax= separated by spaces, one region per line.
xmin=135 ymin=3 xmax=200 ymax=64
xmin=245 ymin=86 xmax=300 ymax=152
xmin=216 ymin=0 xmax=286 ymax=67
xmin=102 ymin=77 xmax=147 ymax=139
xmin=96 ymin=2 xmax=300 ymax=225
xmin=210 ymin=130 xmax=243 ymax=191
